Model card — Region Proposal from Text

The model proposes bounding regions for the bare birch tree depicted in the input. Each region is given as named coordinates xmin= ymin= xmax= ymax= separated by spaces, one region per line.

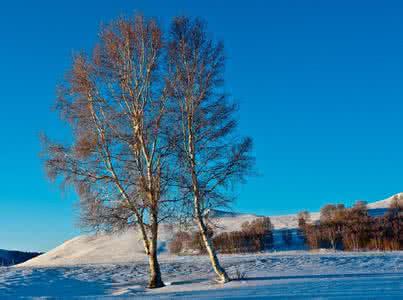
xmin=167 ymin=17 xmax=254 ymax=283
xmin=42 ymin=16 xmax=172 ymax=288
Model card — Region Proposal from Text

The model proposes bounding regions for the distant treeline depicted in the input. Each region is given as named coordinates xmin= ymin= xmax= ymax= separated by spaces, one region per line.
xmin=0 ymin=250 xmax=42 ymax=266
xmin=170 ymin=217 xmax=274 ymax=254
xmin=298 ymin=198 xmax=402 ymax=251
xmin=169 ymin=198 xmax=402 ymax=255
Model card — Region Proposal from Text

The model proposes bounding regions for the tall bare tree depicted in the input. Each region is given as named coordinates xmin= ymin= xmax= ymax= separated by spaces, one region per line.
xmin=167 ymin=17 xmax=254 ymax=283
xmin=42 ymin=16 xmax=172 ymax=288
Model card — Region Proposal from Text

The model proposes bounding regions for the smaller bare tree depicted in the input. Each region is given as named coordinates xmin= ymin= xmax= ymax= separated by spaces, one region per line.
xmin=167 ymin=17 xmax=254 ymax=283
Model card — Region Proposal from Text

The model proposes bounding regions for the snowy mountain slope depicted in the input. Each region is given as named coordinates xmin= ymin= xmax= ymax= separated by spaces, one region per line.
xmin=208 ymin=209 xmax=320 ymax=231
xmin=19 ymin=193 xmax=399 ymax=267
xmin=367 ymin=193 xmax=403 ymax=209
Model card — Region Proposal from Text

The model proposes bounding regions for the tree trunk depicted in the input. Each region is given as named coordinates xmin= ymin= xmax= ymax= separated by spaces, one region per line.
xmin=194 ymin=202 xmax=230 ymax=283
xmin=187 ymin=115 xmax=230 ymax=283
xmin=148 ymin=243 xmax=164 ymax=288
xmin=147 ymin=212 xmax=165 ymax=289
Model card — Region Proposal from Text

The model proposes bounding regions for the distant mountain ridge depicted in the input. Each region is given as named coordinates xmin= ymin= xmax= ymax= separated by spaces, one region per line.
xmin=0 ymin=249 xmax=42 ymax=266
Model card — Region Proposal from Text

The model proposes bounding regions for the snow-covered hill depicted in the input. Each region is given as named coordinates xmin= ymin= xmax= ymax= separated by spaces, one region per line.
xmin=20 ymin=193 xmax=400 ymax=267
xmin=20 ymin=213 xmax=314 ymax=267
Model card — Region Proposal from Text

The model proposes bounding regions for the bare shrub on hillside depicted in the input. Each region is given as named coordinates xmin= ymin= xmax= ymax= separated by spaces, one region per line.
xmin=169 ymin=232 xmax=192 ymax=254
xmin=214 ymin=217 xmax=273 ymax=253
xmin=169 ymin=218 xmax=273 ymax=254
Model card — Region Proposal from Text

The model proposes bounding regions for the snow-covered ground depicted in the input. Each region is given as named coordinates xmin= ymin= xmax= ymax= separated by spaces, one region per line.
xmin=1 ymin=251 xmax=402 ymax=298
xmin=1 ymin=193 xmax=401 ymax=298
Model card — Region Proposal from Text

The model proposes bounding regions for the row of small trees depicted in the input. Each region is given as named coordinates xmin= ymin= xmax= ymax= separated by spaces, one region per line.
xmin=170 ymin=217 xmax=274 ymax=254
xmin=169 ymin=197 xmax=402 ymax=255
xmin=298 ymin=198 xmax=402 ymax=251
xmin=43 ymin=15 xmax=253 ymax=288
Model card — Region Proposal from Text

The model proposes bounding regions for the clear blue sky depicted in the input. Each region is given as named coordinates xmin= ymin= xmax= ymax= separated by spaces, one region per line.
xmin=1 ymin=0 xmax=402 ymax=251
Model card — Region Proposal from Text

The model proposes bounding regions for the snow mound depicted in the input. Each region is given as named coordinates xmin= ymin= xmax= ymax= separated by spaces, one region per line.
xmin=19 ymin=231 xmax=143 ymax=267
xmin=20 ymin=225 xmax=172 ymax=267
